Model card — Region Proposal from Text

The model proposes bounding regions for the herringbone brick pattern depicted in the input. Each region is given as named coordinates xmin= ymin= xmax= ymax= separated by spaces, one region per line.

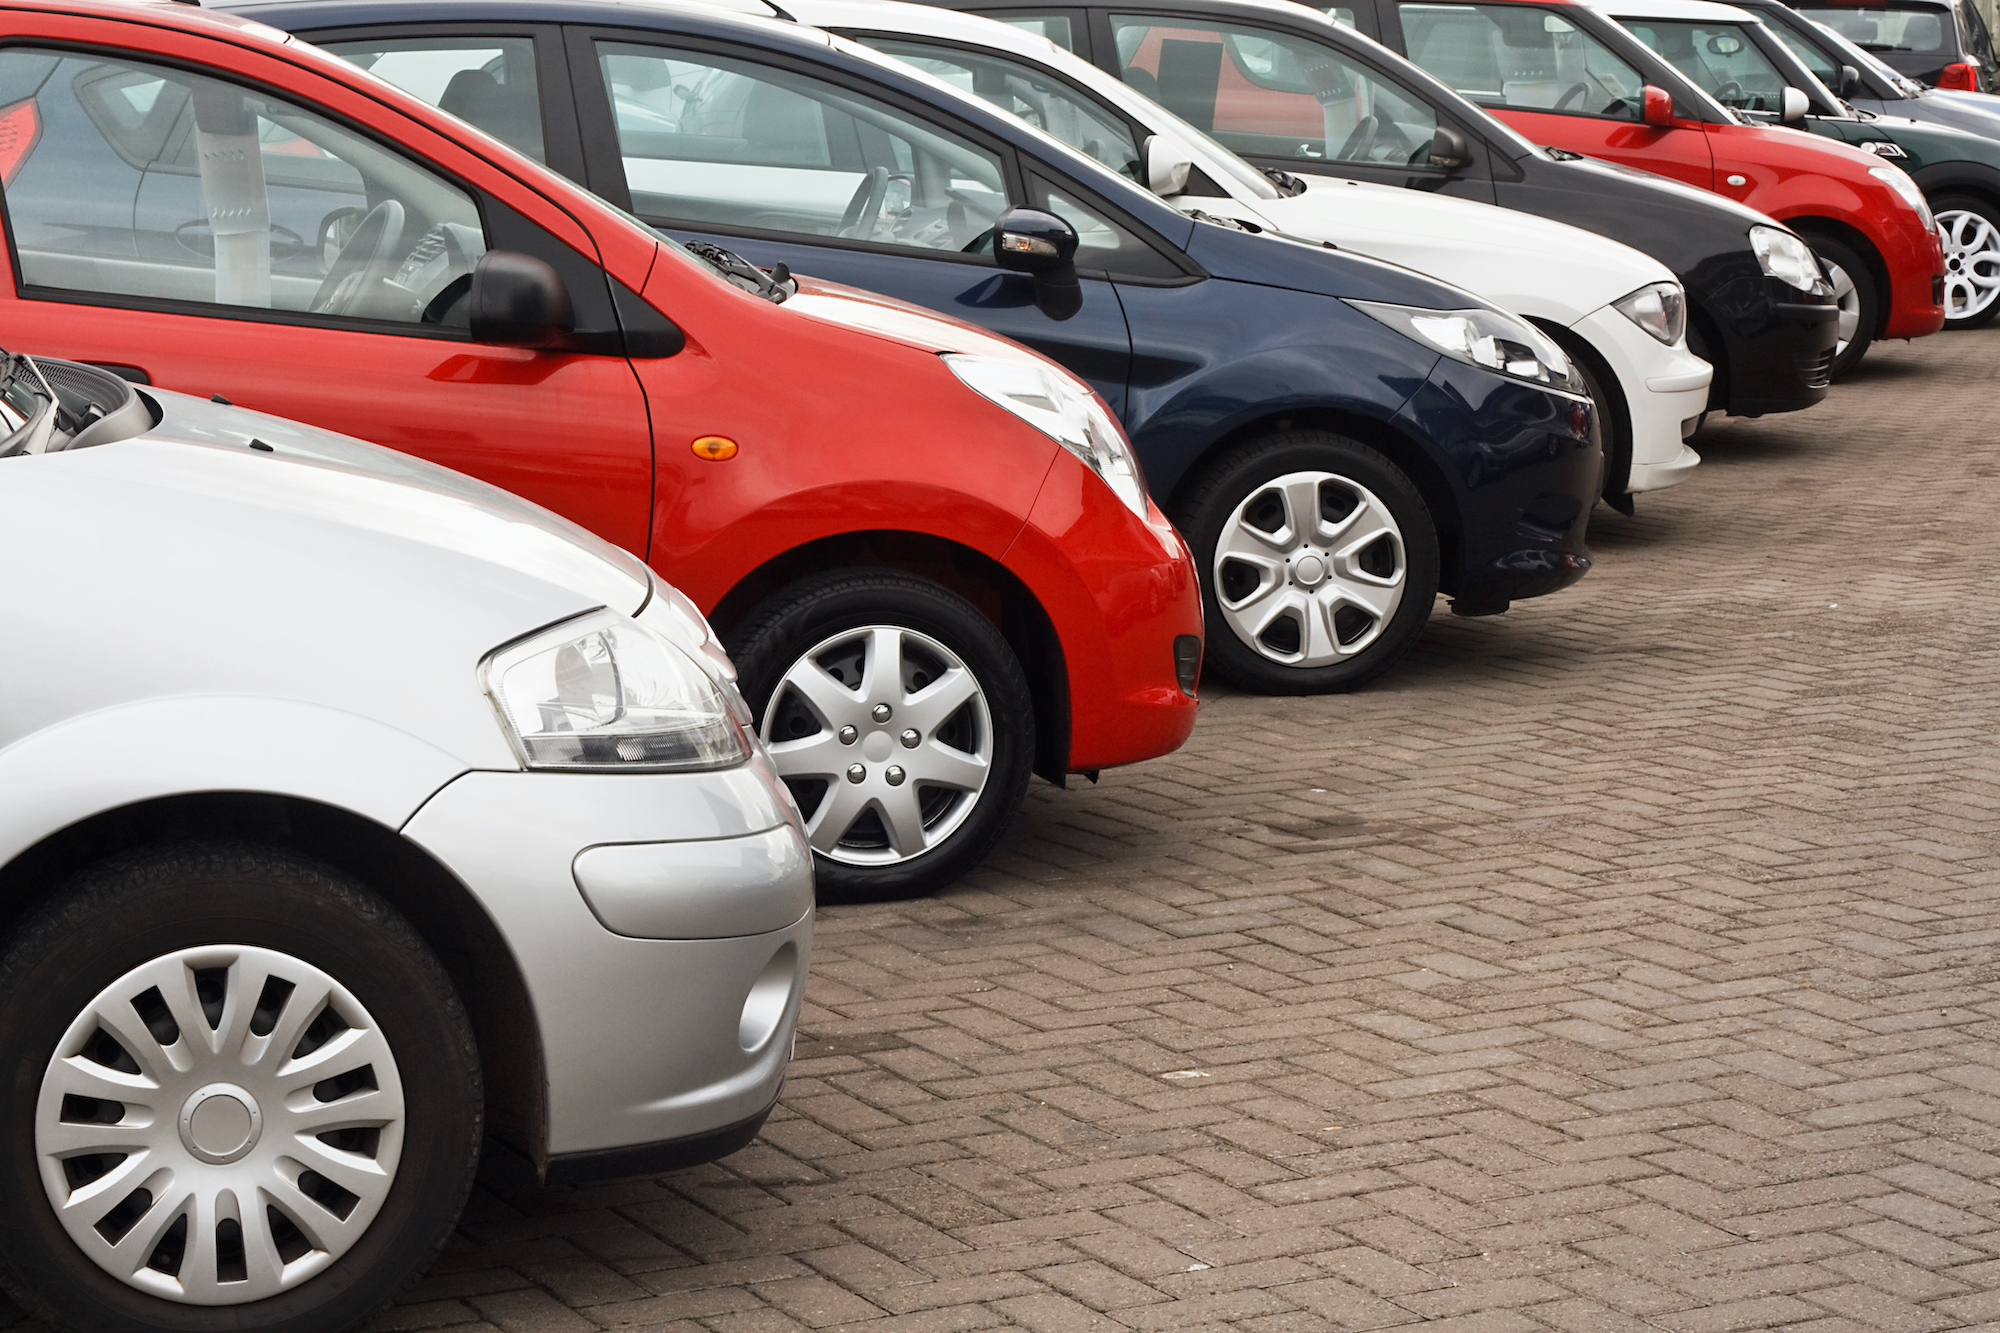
xmin=9 ymin=326 xmax=2000 ymax=1333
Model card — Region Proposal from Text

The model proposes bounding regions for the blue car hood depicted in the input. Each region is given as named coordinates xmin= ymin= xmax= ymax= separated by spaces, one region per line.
xmin=1184 ymin=219 xmax=1494 ymax=309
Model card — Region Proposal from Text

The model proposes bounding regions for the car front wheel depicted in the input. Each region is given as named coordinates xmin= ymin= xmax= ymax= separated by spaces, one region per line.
xmin=0 ymin=844 xmax=481 ymax=1333
xmin=1934 ymin=193 xmax=2000 ymax=330
xmin=1809 ymin=234 xmax=1878 ymax=380
xmin=1175 ymin=429 xmax=1440 ymax=695
xmin=728 ymin=570 xmax=1034 ymax=900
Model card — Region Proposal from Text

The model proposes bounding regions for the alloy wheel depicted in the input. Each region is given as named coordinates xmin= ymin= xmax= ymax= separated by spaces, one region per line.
xmin=1938 ymin=207 xmax=2000 ymax=322
xmin=1823 ymin=258 xmax=1860 ymax=354
xmin=762 ymin=624 xmax=992 ymax=865
xmin=34 ymin=945 xmax=405 ymax=1305
xmin=1213 ymin=470 xmax=1407 ymax=668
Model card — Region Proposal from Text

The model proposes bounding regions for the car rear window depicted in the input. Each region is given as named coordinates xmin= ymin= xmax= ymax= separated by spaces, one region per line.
xmin=1797 ymin=3 xmax=1952 ymax=56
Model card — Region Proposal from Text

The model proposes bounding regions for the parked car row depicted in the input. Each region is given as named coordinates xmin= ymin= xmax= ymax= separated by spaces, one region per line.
xmin=0 ymin=0 xmax=1994 ymax=1327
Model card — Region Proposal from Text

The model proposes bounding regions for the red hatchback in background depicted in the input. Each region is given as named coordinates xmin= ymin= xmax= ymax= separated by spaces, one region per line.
xmin=0 ymin=0 xmax=1203 ymax=900
xmin=1348 ymin=0 xmax=1945 ymax=376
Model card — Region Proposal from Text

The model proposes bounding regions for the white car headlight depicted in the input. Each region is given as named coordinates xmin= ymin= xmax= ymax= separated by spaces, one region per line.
xmin=483 ymin=610 xmax=750 ymax=771
xmin=943 ymin=353 xmax=1148 ymax=517
xmin=1349 ymin=300 xmax=1585 ymax=395
xmin=1869 ymin=164 xmax=1935 ymax=230
xmin=1749 ymin=224 xmax=1821 ymax=292
xmin=1612 ymin=281 xmax=1687 ymax=346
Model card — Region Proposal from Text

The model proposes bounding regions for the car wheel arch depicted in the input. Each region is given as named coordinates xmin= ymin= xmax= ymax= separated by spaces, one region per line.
xmin=0 ymin=790 xmax=550 ymax=1175
xmin=1529 ymin=318 xmax=1629 ymax=500
xmin=1161 ymin=406 xmax=1466 ymax=597
xmin=705 ymin=529 xmax=1071 ymax=785
xmin=1784 ymin=216 xmax=1893 ymax=338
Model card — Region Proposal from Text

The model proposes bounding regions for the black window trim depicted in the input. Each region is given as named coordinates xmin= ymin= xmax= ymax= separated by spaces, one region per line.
xmin=285 ymin=20 xmax=586 ymax=185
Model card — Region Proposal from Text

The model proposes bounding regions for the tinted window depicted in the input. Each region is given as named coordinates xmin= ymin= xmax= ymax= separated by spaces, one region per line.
xmin=1109 ymin=13 xmax=1441 ymax=164
xmin=1624 ymin=19 xmax=1790 ymax=112
xmin=595 ymin=41 xmax=1011 ymax=255
xmin=1398 ymin=2 xmax=1646 ymax=119
xmin=859 ymin=36 xmax=1141 ymax=180
xmin=323 ymin=36 xmax=545 ymax=163
xmin=0 ymin=48 xmax=485 ymax=324
xmin=1768 ymin=21 xmax=1845 ymax=83
xmin=1797 ymin=4 xmax=1950 ymax=55
xmin=1032 ymin=176 xmax=1183 ymax=277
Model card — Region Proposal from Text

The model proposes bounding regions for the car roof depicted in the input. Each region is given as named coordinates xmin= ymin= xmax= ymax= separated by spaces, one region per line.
xmin=1595 ymin=0 xmax=1765 ymax=24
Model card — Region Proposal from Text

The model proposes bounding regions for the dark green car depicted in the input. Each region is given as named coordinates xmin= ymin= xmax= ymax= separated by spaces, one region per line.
xmin=1610 ymin=0 xmax=2000 ymax=330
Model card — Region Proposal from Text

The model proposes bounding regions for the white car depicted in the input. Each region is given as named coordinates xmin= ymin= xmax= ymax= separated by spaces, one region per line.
xmin=773 ymin=0 xmax=1711 ymax=506
xmin=0 ymin=353 xmax=811 ymax=1332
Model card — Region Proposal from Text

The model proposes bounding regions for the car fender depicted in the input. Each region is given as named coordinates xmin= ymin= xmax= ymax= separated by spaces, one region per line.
xmin=0 ymin=696 xmax=476 ymax=874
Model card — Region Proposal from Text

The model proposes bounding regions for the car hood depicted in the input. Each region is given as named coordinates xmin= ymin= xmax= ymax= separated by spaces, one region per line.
xmin=1545 ymin=149 xmax=1786 ymax=227
xmin=1243 ymin=175 xmax=1675 ymax=320
xmin=1183 ymin=214 xmax=1501 ymax=308
xmin=784 ymin=272 xmax=1066 ymax=359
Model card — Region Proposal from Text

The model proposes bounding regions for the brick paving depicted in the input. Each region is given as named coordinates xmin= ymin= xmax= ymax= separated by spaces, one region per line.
xmin=10 ymin=324 xmax=2000 ymax=1332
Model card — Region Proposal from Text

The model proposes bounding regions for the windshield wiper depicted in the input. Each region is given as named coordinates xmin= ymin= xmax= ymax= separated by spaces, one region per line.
xmin=682 ymin=239 xmax=797 ymax=303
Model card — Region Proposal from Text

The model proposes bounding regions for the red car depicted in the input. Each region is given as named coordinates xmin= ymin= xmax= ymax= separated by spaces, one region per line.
xmin=1350 ymin=0 xmax=1946 ymax=376
xmin=0 ymin=0 xmax=1202 ymax=899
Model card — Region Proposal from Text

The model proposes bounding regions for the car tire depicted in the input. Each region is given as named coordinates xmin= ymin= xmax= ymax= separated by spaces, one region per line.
xmin=0 ymin=843 xmax=481 ymax=1333
xmin=1553 ymin=333 xmax=1627 ymax=511
xmin=1174 ymin=429 xmax=1440 ymax=695
xmin=1808 ymin=233 xmax=1878 ymax=380
xmin=727 ymin=569 xmax=1034 ymax=901
xmin=1933 ymin=193 xmax=2000 ymax=330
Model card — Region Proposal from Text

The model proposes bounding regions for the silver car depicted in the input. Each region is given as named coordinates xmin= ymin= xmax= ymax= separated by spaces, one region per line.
xmin=0 ymin=351 xmax=812 ymax=1333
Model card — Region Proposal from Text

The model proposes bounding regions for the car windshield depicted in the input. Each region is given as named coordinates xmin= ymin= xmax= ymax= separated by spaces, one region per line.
xmin=1797 ymin=3 xmax=1951 ymax=55
xmin=1619 ymin=17 xmax=1801 ymax=113
xmin=1803 ymin=15 xmax=1930 ymax=89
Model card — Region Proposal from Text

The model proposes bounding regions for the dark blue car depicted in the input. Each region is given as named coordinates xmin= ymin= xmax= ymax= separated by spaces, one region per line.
xmin=243 ymin=0 xmax=1601 ymax=694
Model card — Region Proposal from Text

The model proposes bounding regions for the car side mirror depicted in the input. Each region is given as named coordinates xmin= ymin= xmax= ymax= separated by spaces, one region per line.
xmin=1781 ymin=85 xmax=1810 ymax=123
xmin=1642 ymin=84 xmax=1675 ymax=127
xmin=469 ymin=250 xmax=576 ymax=348
xmin=1938 ymin=60 xmax=1980 ymax=90
xmin=993 ymin=207 xmax=1082 ymax=321
xmin=1140 ymin=133 xmax=1194 ymax=196
xmin=1839 ymin=63 xmax=1861 ymax=96
xmin=1427 ymin=124 xmax=1475 ymax=171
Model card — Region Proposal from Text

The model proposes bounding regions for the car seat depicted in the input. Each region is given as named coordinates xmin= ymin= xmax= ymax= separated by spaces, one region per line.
xmin=439 ymin=68 xmax=545 ymax=161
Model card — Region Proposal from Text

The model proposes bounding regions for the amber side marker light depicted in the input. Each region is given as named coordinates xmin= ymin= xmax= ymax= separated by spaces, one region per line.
xmin=692 ymin=436 xmax=738 ymax=461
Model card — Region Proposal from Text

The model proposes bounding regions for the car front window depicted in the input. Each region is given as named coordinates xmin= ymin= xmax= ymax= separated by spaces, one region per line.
xmin=1622 ymin=19 xmax=1791 ymax=113
xmin=1398 ymin=2 xmax=1647 ymax=119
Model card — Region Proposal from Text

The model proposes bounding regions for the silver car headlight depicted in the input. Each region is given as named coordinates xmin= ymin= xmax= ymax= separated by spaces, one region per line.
xmin=1870 ymin=164 xmax=1934 ymax=230
xmin=1612 ymin=281 xmax=1687 ymax=346
xmin=943 ymin=353 xmax=1148 ymax=517
xmin=483 ymin=609 xmax=751 ymax=771
xmin=1749 ymin=224 xmax=1821 ymax=292
xmin=1349 ymin=300 xmax=1585 ymax=395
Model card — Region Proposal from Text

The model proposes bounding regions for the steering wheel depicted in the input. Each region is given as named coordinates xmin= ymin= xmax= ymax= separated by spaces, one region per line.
xmin=838 ymin=167 xmax=890 ymax=239
xmin=1552 ymin=81 xmax=1595 ymax=110
xmin=309 ymin=199 xmax=406 ymax=317
xmin=1336 ymin=115 xmax=1380 ymax=160
xmin=1715 ymin=79 xmax=1744 ymax=104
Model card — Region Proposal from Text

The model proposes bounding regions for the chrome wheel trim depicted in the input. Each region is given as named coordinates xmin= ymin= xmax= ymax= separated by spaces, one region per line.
xmin=1938 ymin=207 xmax=2000 ymax=321
xmin=1823 ymin=257 xmax=1860 ymax=353
xmin=762 ymin=624 xmax=993 ymax=866
xmin=1213 ymin=470 xmax=1407 ymax=669
xmin=35 ymin=946 xmax=405 ymax=1305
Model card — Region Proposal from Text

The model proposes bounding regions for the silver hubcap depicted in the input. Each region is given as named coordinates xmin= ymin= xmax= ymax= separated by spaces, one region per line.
xmin=1214 ymin=470 xmax=1406 ymax=668
xmin=762 ymin=625 xmax=992 ymax=865
xmin=1823 ymin=258 xmax=1860 ymax=353
xmin=1938 ymin=208 xmax=2000 ymax=321
xmin=35 ymin=946 xmax=405 ymax=1305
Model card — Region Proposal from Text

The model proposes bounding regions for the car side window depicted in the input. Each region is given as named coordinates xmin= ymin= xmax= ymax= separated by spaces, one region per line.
xmin=988 ymin=13 xmax=1080 ymax=51
xmin=0 ymin=47 xmax=487 ymax=327
xmin=856 ymin=36 xmax=1142 ymax=181
xmin=594 ymin=41 xmax=1012 ymax=256
xmin=1108 ymin=14 xmax=1441 ymax=166
xmin=1029 ymin=174 xmax=1184 ymax=278
xmin=1396 ymin=3 xmax=1646 ymax=121
xmin=1770 ymin=23 xmax=1844 ymax=84
xmin=1625 ymin=21 xmax=1787 ymax=113
xmin=321 ymin=36 xmax=546 ymax=163
xmin=1962 ymin=1 xmax=1995 ymax=62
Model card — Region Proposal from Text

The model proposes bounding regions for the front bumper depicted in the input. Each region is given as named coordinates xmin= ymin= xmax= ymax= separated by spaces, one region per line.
xmin=401 ymin=759 xmax=813 ymax=1164
xmin=1396 ymin=358 xmax=1601 ymax=612
xmin=1570 ymin=305 xmax=1709 ymax=494
xmin=1697 ymin=271 xmax=1838 ymax=417
xmin=1880 ymin=218 xmax=1948 ymax=341
xmin=1003 ymin=452 xmax=1203 ymax=773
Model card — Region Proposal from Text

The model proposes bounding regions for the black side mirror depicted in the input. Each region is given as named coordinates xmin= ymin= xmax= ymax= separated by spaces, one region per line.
xmin=1428 ymin=124 xmax=1475 ymax=171
xmin=1839 ymin=63 xmax=1861 ymax=96
xmin=993 ymin=207 xmax=1083 ymax=321
xmin=470 ymin=250 xmax=576 ymax=348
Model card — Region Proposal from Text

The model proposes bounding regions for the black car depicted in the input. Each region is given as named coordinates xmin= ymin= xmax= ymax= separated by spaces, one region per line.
xmin=926 ymin=0 xmax=1837 ymax=426
xmin=1797 ymin=0 xmax=2000 ymax=90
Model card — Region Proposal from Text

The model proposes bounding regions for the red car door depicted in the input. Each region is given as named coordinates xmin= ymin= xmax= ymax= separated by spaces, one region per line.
xmin=1391 ymin=0 xmax=1716 ymax=189
xmin=0 ymin=21 xmax=656 ymax=556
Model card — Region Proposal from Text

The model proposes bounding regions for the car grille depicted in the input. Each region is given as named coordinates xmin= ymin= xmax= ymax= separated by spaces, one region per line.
xmin=1796 ymin=348 xmax=1834 ymax=390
